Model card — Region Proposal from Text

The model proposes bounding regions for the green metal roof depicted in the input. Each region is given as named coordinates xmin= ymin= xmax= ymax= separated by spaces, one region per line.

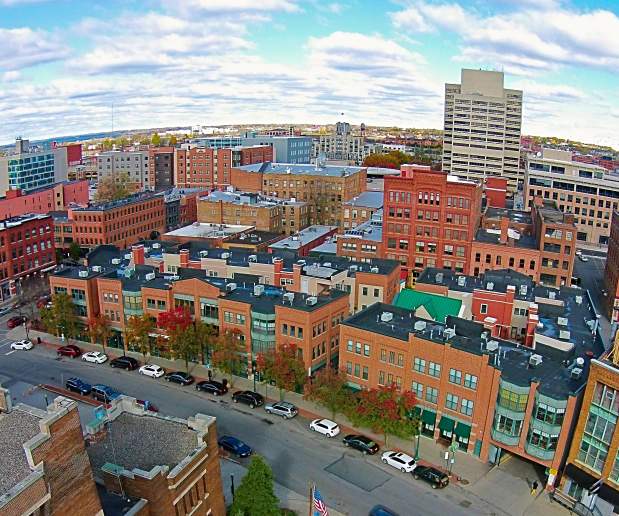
xmin=394 ymin=289 xmax=462 ymax=323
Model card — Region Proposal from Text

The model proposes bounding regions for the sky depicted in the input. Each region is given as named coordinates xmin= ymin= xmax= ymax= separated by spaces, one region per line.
xmin=1 ymin=0 xmax=618 ymax=148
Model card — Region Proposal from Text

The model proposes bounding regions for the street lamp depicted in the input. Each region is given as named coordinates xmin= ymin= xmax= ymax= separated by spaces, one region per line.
xmin=252 ymin=360 xmax=257 ymax=392
xmin=414 ymin=419 xmax=422 ymax=460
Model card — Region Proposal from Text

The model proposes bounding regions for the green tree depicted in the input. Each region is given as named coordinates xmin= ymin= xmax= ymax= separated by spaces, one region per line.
xmin=256 ymin=343 xmax=307 ymax=400
xmin=169 ymin=134 xmax=178 ymax=146
xmin=304 ymin=368 xmax=351 ymax=420
xmin=211 ymin=329 xmax=246 ymax=383
xmin=40 ymin=293 xmax=80 ymax=341
xmin=88 ymin=313 xmax=112 ymax=353
xmin=68 ymin=241 xmax=81 ymax=262
xmin=151 ymin=132 xmax=161 ymax=146
xmin=125 ymin=314 xmax=155 ymax=361
xmin=94 ymin=172 xmax=131 ymax=203
xmin=229 ymin=456 xmax=280 ymax=516
xmin=102 ymin=138 xmax=113 ymax=150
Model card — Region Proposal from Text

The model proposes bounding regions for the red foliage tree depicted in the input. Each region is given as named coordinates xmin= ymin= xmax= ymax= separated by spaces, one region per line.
xmin=157 ymin=306 xmax=192 ymax=333
xmin=256 ymin=342 xmax=307 ymax=400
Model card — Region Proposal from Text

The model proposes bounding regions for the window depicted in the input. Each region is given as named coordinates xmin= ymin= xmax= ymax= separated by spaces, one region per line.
xmin=355 ymin=342 xmax=362 ymax=355
xmin=464 ymin=373 xmax=478 ymax=390
xmin=480 ymin=304 xmax=488 ymax=314
xmin=378 ymin=371 xmax=385 ymax=385
xmin=498 ymin=386 xmax=528 ymax=412
xmin=354 ymin=364 xmax=361 ymax=377
xmin=449 ymin=368 xmax=462 ymax=385
xmin=593 ymin=383 xmax=619 ymax=414
xmin=428 ymin=362 xmax=441 ymax=378
xmin=388 ymin=351 xmax=395 ymax=364
xmin=528 ymin=428 xmax=558 ymax=451
xmin=413 ymin=357 xmax=426 ymax=373
xmin=425 ymin=386 xmax=438 ymax=404
xmin=346 ymin=361 xmax=352 ymax=374
xmin=412 ymin=381 xmax=423 ymax=398
xmin=494 ymin=414 xmax=522 ymax=436
xmin=362 ymin=366 xmax=369 ymax=380
xmin=380 ymin=349 xmax=387 ymax=362
xmin=283 ymin=324 xmax=289 ymax=336
xmin=397 ymin=353 xmax=404 ymax=367
xmin=533 ymin=403 xmax=565 ymax=426
xmin=461 ymin=398 xmax=474 ymax=416
xmin=364 ymin=344 xmax=370 ymax=357
xmin=445 ymin=393 xmax=459 ymax=411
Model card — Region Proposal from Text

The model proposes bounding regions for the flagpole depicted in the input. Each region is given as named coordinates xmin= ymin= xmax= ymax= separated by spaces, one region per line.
xmin=308 ymin=481 xmax=313 ymax=516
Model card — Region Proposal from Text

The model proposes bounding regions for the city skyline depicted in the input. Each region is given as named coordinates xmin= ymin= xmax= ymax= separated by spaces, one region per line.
xmin=1 ymin=0 xmax=618 ymax=147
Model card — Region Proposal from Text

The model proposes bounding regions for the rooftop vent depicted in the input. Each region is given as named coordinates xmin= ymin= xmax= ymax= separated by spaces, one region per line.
xmin=124 ymin=253 xmax=132 ymax=260
xmin=380 ymin=311 xmax=393 ymax=323
xmin=323 ymin=262 xmax=332 ymax=267
xmin=548 ymin=291 xmax=556 ymax=300
xmin=349 ymin=265 xmax=358 ymax=272
xmin=272 ymin=257 xmax=283 ymax=264
xmin=559 ymin=330 xmax=571 ymax=340
xmin=220 ymin=252 xmax=230 ymax=259
xmin=575 ymin=295 xmax=583 ymax=305
xmin=226 ymin=282 xmax=237 ymax=292
xmin=435 ymin=272 xmax=444 ymax=284
xmin=306 ymin=296 xmax=318 ymax=306
xmin=254 ymin=284 xmax=264 ymax=297
xmin=78 ymin=270 xmax=88 ymax=278
xmin=576 ymin=357 xmax=585 ymax=367
xmin=444 ymin=327 xmax=456 ymax=339
xmin=486 ymin=282 xmax=494 ymax=291
xmin=199 ymin=250 xmax=209 ymax=257
xmin=91 ymin=265 xmax=102 ymax=273
xmin=145 ymin=272 xmax=155 ymax=281
xmin=111 ymin=258 xmax=121 ymax=265
xmin=457 ymin=276 xmax=466 ymax=287
xmin=283 ymin=292 xmax=295 ymax=304
xmin=486 ymin=340 xmax=499 ymax=352
xmin=414 ymin=320 xmax=427 ymax=331
xmin=558 ymin=317 xmax=568 ymax=326
xmin=152 ymin=243 xmax=161 ymax=249
xmin=248 ymin=254 xmax=257 ymax=262
xmin=571 ymin=367 xmax=583 ymax=380
xmin=529 ymin=354 xmax=543 ymax=368
xmin=520 ymin=285 xmax=528 ymax=296
xmin=297 ymin=259 xmax=306 ymax=266
xmin=370 ymin=266 xmax=379 ymax=273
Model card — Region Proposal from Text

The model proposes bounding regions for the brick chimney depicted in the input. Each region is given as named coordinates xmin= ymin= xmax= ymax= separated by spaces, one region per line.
xmin=525 ymin=303 xmax=539 ymax=347
xmin=179 ymin=249 xmax=189 ymax=268
xmin=499 ymin=217 xmax=510 ymax=245
xmin=483 ymin=317 xmax=500 ymax=337
xmin=132 ymin=244 xmax=145 ymax=265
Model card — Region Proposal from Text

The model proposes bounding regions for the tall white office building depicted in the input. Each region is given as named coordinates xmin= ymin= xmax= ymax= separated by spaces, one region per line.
xmin=442 ymin=69 xmax=523 ymax=190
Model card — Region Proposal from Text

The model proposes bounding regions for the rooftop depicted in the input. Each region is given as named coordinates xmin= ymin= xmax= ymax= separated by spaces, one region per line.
xmin=485 ymin=207 xmax=532 ymax=225
xmin=474 ymin=227 xmax=537 ymax=249
xmin=164 ymin=222 xmax=253 ymax=239
xmin=0 ymin=405 xmax=44 ymax=496
xmin=340 ymin=217 xmax=383 ymax=242
xmin=394 ymin=289 xmax=462 ymax=323
xmin=0 ymin=213 xmax=51 ymax=231
xmin=269 ymin=225 xmax=337 ymax=250
xmin=200 ymin=189 xmax=306 ymax=207
xmin=343 ymin=191 xmax=384 ymax=209
xmin=237 ymin=162 xmax=365 ymax=177
xmin=73 ymin=192 xmax=160 ymax=212
xmin=308 ymin=240 xmax=337 ymax=256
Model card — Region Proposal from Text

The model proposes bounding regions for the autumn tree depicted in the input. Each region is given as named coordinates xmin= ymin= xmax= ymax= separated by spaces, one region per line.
xmin=256 ymin=343 xmax=307 ymax=400
xmin=94 ymin=172 xmax=131 ymax=203
xmin=157 ymin=307 xmax=200 ymax=372
xmin=229 ymin=455 xmax=280 ymax=516
xmin=348 ymin=384 xmax=418 ymax=446
xmin=151 ymin=132 xmax=161 ymax=146
xmin=68 ymin=241 xmax=81 ymax=262
xmin=304 ymin=368 xmax=351 ymax=420
xmin=362 ymin=150 xmax=432 ymax=169
xmin=211 ymin=328 xmax=246 ymax=383
xmin=125 ymin=314 xmax=155 ymax=361
xmin=88 ymin=313 xmax=112 ymax=353
xmin=40 ymin=293 xmax=80 ymax=341
xmin=169 ymin=135 xmax=178 ymax=146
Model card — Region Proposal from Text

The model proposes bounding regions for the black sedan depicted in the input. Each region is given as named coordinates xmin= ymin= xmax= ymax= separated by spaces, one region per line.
xmin=343 ymin=434 xmax=380 ymax=455
xmin=195 ymin=380 xmax=227 ymax=396
xmin=232 ymin=390 xmax=264 ymax=408
xmin=164 ymin=371 xmax=195 ymax=386
xmin=413 ymin=466 xmax=450 ymax=489
xmin=109 ymin=356 xmax=139 ymax=370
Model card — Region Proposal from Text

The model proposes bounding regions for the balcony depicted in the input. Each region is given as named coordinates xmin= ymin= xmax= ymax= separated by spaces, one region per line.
xmin=525 ymin=441 xmax=556 ymax=461
xmin=491 ymin=428 xmax=521 ymax=447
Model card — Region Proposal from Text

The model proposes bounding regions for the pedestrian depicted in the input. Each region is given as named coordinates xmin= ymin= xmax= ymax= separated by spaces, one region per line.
xmin=37 ymin=336 xmax=41 ymax=345
xmin=531 ymin=480 xmax=539 ymax=496
xmin=208 ymin=369 xmax=212 ymax=381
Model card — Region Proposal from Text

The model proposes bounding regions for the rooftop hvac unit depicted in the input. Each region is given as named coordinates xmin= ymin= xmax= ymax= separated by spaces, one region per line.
xmin=558 ymin=317 xmax=568 ymax=326
xmin=349 ymin=265 xmax=358 ymax=272
xmin=144 ymin=247 xmax=150 ymax=253
xmin=199 ymin=250 xmax=209 ymax=257
xmin=435 ymin=272 xmax=443 ymax=283
xmin=559 ymin=330 xmax=571 ymax=340
xmin=297 ymin=259 xmax=306 ymax=266
xmin=457 ymin=276 xmax=466 ymax=287
xmin=111 ymin=258 xmax=121 ymax=265
xmin=248 ymin=255 xmax=257 ymax=262
xmin=306 ymin=296 xmax=318 ymax=306
xmin=575 ymin=295 xmax=583 ymax=305
xmin=520 ymin=285 xmax=528 ymax=296
xmin=272 ymin=257 xmax=283 ymax=264
xmin=220 ymin=252 xmax=230 ymax=259
xmin=529 ymin=354 xmax=543 ymax=367
xmin=576 ymin=357 xmax=585 ymax=367
xmin=145 ymin=272 xmax=155 ymax=281
xmin=486 ymin=340 xmax=499 ymax=352
xmin=91 ymin=265 xmax=102 ymax=272
xmin=78 ymin=270 xmax=88 ymax=278
xmin=323 ymin=262 xmax=332 ymax=267
xmin=152 ymin=243 xmax=161 ymax=249
xmin=226 ymin=282 xmax=237 ymax=291
xmin=414 ymin=320 xmax=427 ymax=331
xmin=486 ymin=282 xmax=494 ymax=291
xmin=380 ymin=311 xmax=393 ymax=322
xmin=444 ymin=327 xmax=456 ymax=339
xmin=370 ymin=266 xmax=379 ymax=273
xmin=283 ymin=292 xmax=295 ymax=304
xmin=571 ymin=367 xmax=583 ymax=380
xmin=548 ymin=291 xmax=556 ymax=300
xmin=124 ymin=253 xmax=132 ymax=259
xmin=253 ymin=284 xmax=265 ymax=297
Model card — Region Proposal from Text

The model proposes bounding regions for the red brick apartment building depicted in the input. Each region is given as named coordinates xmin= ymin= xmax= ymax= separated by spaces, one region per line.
xmin=382 ymin=164 xmax=483 ymax=280
xmin=174 ymin=145 xmax=273 ymax=189
xmin=148 ymin=146 xmax=175 ymax=190
xmin=0 ymin=180 xmax=88 ymax=219
xmin=339 ymin=302 xmax=604 ymax=488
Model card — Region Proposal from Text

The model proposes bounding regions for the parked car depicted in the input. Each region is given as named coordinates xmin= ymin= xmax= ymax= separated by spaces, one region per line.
xmin=369 ymin=505 xmax=400 ymax=516
xmin=232 ymin=390 xmax=264 ymax=408
xmin=57 ymin=344 xmax=82 ymax=358
xmin=7 ymin=315 xmax=27 ymax=329
xmin=65 ymin=377 xmax=92 ymax=396
xmin=264 ymin=401 xmax=298 ymax=419
xmin=164 ymin=371 xmax=195 ymax=385
xmin=136 ymin=399 xmax=159 ymax=412
xmin=10 ymin=339 xmax=33 ymax=351
xmin=218 ymin=435 xmax=252 ymax=458
xmin=91 ymin=384 xmax=122 ymax=402
xmin=36 ymin=296 xmax=51 ymax=309
xmin=109 ymin=356 xmax=139 ymax=370
xmin=82 ymin=351 xmax=108 ymax=364
xmin=195 ymin=380 xmax=227 ymax=396
xmin=139 ymin=364 xmax=165 ymax=378
xmin=413 ymin=466 xmax=450 ymax=489
xmin=0 ymin=304 xmax=16 ymax=316
xmin=381 ymin=451 xmax=417 ymax=473
xmin=343 ymin=434 xmax=379 ymax=455
xmin=309 ymin=418 xmax=340 ymax=438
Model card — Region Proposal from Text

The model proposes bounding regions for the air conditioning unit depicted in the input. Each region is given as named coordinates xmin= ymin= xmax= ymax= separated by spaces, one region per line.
xmin=559 ymin=330 xmax=571 ymax=340
xmin=248 ymin=255 xmax=257 ymax=262
xmin=91 ymin=265 xmax=102 ymax=272
xmin=548 ymin=291 xmax=556 ymax=300
xmin=444 ymin=327 xmax=456 ymax=339
xmin=486 ymin=340 xmax=499 ymax=352
xmin=221 ymin=252 xmax=230 ymax=259
xmin=370 ymin=266 xmax=379 ymax=273
xmin=486 ymin=282 xmax=494 ymax=291
xmin=111 ymin=258 xmax=121 ymax=265
xmin=575 ymin=295 xmax=583 ymax=305
xmin=558 ymin=317 xmax=568 ymax=326
xmin=323 ymin=262 xmax=332 ymax=267
xmin=254 ymin=285 xmax=265 ymax=297
xmin=380 ymin=312 xmax=393 ymax=322
xmin=435 ymin=272 xmax=443 ymax=283
xmin=283 ymin=292 xmax=295 ymax=304
xmin=124 ymin=253 xmax=132 ymax=259
xmin=78 ymin=270 xmax=88 ymax=278
xmin=529 ymin=354 xmax=543 ymax=367
xmin=414 ymin=320 xmax=427 ymax=331
xmin=571 ymin=367 xmax=583 ymax=380
xmin=226 ymin=282 xmax=237 ymax=291
xmin=306 ymin=296 xmax=318 ymax=306
xmin=199 ymin=250 xmax=209 ymax=257
xmin=143 ymin=272 xmax=154 ymax=281
xmin=349 ymin=265 xmax=358 ymax=272
xmin=297 ymin=259 xmax=306 ymax=266
xmin=272 ymin=257 xmax=283 ymax=264
xmin=152 ymin=243 xmax=161 ymax=249
xmin=457 ymin=276 xmax=466 ymax=287
xmin=520 ymin=285 xmax=528 ymax=296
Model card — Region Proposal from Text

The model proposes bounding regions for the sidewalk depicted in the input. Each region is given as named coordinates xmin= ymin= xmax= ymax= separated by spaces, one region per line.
xmin=28 ymin=329 xmax=571 ymax=516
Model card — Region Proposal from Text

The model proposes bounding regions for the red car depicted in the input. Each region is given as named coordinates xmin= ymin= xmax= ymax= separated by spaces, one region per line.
xmin=36 ymin=296 xmax=51 ymax=309
xmin=6 ymin=316 xmax=27 ymax=329
xmin=56 ymin=345 xmax=82 ymax=358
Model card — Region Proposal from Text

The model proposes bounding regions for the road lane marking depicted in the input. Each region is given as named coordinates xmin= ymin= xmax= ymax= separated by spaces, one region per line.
xmin=5 ymin=350 xmax=15 ymax=355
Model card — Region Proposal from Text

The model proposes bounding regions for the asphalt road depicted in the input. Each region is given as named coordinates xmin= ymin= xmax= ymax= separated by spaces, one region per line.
xmin=0 ymin=340 xmax=508 ymax=516
xmin=573 ymin=254 xmax=612 ymax=342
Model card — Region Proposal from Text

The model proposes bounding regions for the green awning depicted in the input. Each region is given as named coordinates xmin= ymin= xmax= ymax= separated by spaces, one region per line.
xmin=454 ymin=422 xmax=471 ymax=439
xmin=409 ymin=406 xmax=422 ymax=419
xmin=421 ymin=409 xmax=436 ymax=425
xmin=438 ymin=416 xmax=455 ymax=432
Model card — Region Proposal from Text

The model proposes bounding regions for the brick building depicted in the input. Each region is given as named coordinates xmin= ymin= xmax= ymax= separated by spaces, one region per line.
xmin=86 ymin=396 xmax=225 ymax=516
xmin=148 ymin=146 xmax=175 ymax=190
xmin=97 ymin=150 xmax=150 ymax=190
xmin=382 ymin=164 xmax=483 ymax=281
xmin=341 ymin=191 xmax=383 ymax=229
xmin=0 ymin=180 xmax=88 ymax=219
xmin=0 ymin=387 xmax=102 ymax=516
xmin=603 ymin=211 xmax=619 ymax=324
xmin=339 ymin=301 xmax=604 ymax=488
xmin=268 ymin=225 xmax=338 ymax=257
xmin=230 ymin=162 xmax=367 ymax=226
xmin=68 ymin=193 xmax=166 ymax=248
xmin=161 ymin=188 xmax=203 ymax=231
xmin=337 ymin=211 xmax=384 ymax=264
xmin=0 ymin=214 xmax=55 ymax=302
xmin=174 ymin=145 xmax=273 ymax=189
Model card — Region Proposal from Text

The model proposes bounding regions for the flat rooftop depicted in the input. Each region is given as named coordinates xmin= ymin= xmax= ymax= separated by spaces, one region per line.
xmin=269 ymin=225 xmax=336 ymax=250
xmin=0 ymin=405 xmax=44 ymax=496
xmin=200 ymin=189 xmax=306 ymax=207
xmin=87 ymin=412 xmax=198 ymax=473
xmin=343 ymin=191 xmax=384 ymax=209
xmin=164 ymin=222 xmax=253 ymax=239
xmin=485 ymin=207 xmax=532 ymax=225
xmin=475 ymin=227 xmax=537 ymax=249
xmin=340 ymin=218 xmax=383 ymax=242
xmin=74 ymin=192 xmax=159 ymax=212
xmin=0 ymin=213 xmax=51 ymax=231
xmin=237 ymin=162 xmax=365 ymax=177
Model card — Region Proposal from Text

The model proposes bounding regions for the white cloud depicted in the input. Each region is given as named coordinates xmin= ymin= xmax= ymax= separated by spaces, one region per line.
xmin=0 ymin=28 xmax=69 ymax=71
xmin=2 ymin=71 xmax=21 ymax=82
xmin=161 ymin=0 xmax=300 ymax=14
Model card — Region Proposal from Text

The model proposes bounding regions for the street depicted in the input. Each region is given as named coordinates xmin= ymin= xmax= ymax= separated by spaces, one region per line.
xmin=574 ymin=254 xmax=612 ymax=343
xmin=0 ymin=338 xmax=508 ymax=516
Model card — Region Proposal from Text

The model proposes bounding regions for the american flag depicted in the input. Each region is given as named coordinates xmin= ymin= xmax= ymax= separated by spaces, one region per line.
xmin=312 ymin=484 xmax=329 ymax=516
